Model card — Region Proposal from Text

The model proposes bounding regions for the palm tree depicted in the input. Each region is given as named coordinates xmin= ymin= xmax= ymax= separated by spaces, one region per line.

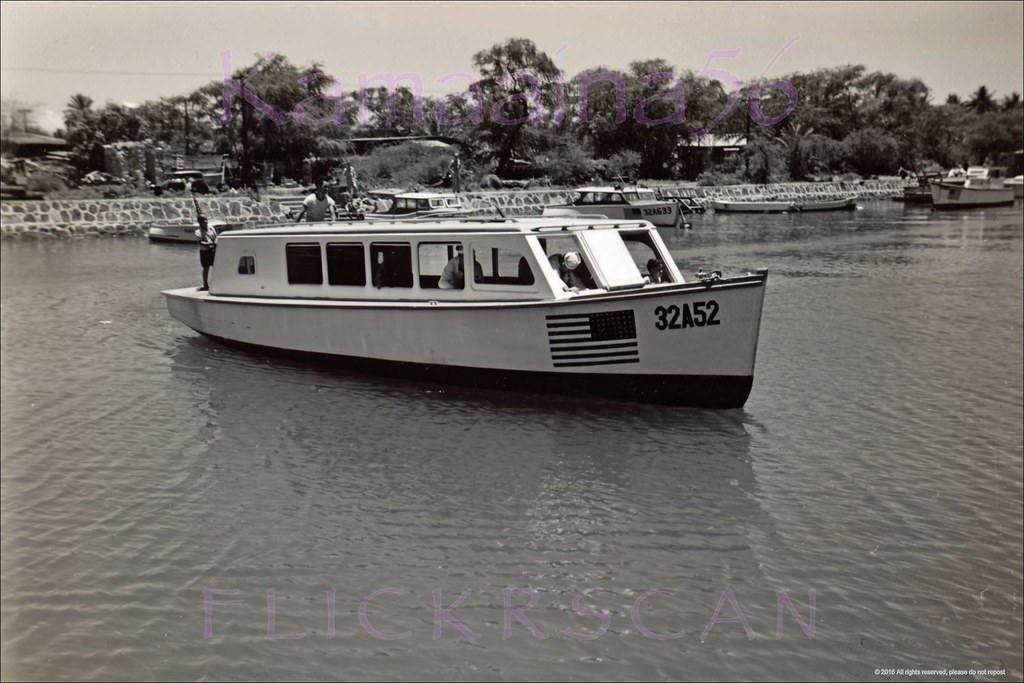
xmin=1001 ymin=92 xmax=1021 ymax=111
xmin=965 ymin=86 xmax=996 ymax=114
xmin=63 ymin=93 xmax=96 ymax=149
xmin=774 ymin=122 xmax=815 ymax=181
xmin=64 ymin=93 xmax=93 ymax=120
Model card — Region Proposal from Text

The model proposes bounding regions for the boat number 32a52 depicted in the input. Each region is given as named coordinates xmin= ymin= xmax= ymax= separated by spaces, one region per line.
xmin=654 ymin=301 xmax=721 ymax=330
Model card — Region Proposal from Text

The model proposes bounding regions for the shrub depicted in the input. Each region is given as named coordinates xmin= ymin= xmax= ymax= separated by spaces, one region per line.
xmin=355 ymin=143 xmax=460 ymax=188
xmin=25 ymin=172 xmax=68 ymax=194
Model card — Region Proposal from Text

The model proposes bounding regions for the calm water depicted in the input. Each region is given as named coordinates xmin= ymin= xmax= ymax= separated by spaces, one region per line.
xmin=2 ymin=200 xmax=1022 ymax=682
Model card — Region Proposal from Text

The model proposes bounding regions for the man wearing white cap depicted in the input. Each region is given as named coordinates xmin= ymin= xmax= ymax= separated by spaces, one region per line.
xmin=562 ymin=251 xmax=596 ymax=290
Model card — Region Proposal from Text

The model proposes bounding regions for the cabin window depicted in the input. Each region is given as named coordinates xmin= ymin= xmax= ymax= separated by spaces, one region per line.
xmin=472 ymin=246 xmax=535 ymax=286
xmin=445 ymin=198 xmax=462 ymax=208
xmin=418 ymin=242 xmax=463 ymax=289
xmin=370 ymin=243 xmax=413 ymax=288
xmin=285 ymin=243 xmax=323 ymax=285
xmin=237 ymin=255 xmax=255 ymax=275
xmin=430 ymin=199 xmax=444 ymax=208
xmin=326 ymin=243 xmax=366 ymax=286
xmin=620 ymin=231 xmax=668 ymax=280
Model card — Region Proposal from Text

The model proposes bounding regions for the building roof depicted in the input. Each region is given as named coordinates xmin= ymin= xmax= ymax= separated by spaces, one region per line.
xmin=1 ymin=132 xmax=69 ymax=147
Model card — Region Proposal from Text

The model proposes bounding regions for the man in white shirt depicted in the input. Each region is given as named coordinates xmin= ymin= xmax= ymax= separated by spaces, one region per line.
xmin=295 ymin=181 xmax=336 ymax=223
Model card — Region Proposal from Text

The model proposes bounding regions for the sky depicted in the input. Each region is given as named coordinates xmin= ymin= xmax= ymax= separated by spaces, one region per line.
xmin=2 ymin=0 xmax=1022 ymax=134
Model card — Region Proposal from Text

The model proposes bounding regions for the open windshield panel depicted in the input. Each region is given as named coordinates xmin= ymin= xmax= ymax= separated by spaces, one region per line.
xmin=536 ymin=227 xmax=676 ymax=292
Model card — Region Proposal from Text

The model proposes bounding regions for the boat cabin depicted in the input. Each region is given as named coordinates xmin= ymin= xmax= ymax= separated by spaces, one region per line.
xmin=568 ymin=186 xmax=660 ymax=206
xmin=378 ymin=191 xmax=464 ymax=215
xmin=208 ymin=217 xmax=680 ymax=302
xmin=963 ymin=166 xmax=1008 ymax=188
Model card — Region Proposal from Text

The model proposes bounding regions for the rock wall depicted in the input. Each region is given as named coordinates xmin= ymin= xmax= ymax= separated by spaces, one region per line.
xmin=1 ymin=180 xmax=912 ymax=239
xmin=0 ymin=197 xmax=281 ymax=239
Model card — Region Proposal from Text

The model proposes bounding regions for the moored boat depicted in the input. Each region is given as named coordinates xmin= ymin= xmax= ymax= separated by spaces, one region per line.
xmin=542 ymin=186 xmax=685 ymax=227
xmin=362 ymin=191 xmax=473 ymax=220
xmin=930 ymin=166 xmax=1014 ymax=209
xmin=709 ymin=197 xmax=857 ymax=213
xmin=163 ymin=216 xmax=768 ymax=407
xmin=1007 ymin=175 xmax=1024 ymax=199
xmin=147 ymin=219 xmax=230 ymax=243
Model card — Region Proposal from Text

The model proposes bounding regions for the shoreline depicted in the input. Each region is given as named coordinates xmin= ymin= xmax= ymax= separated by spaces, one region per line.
xmin=0 ymin=180 xmax=910 ymax=240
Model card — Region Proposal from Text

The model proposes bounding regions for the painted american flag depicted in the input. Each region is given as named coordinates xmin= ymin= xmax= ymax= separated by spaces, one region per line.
xmin=545 ymin=310 xmax=639 ymax=367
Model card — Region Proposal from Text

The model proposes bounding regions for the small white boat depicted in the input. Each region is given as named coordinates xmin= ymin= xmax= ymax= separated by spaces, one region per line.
xmin=1006 ymin=175 xmax=1024 ymax=199
xmin=147 ymin=220 xmax=230 ymax=243
xmin=930 ymin=166 xmax=1015 ymax=209
xmin=709 ymin=197 xmax=857 ymax=213
xmin=362 ymin=191 xmax=472 ymax=220
xmin=163 ymin=216 xmax=768 ymax=407
xmin=543 ymin=186 xmax=685 ymax=227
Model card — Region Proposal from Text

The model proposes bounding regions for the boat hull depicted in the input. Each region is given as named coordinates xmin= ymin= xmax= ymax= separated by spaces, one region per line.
xmin=710 ymin=198 xmax=857 ymax=213
xmin=198 ymin=333 xmax=754 ymax=407
xmin=543 ymin=202 xmax=682 ymax=227
xmin=147 ymin=224 xmax=200 ymax=243
xmin=930 ymin=182 xmax=1015 ymax=209
xmin=164 ymin=274 xmax=767 ymax=408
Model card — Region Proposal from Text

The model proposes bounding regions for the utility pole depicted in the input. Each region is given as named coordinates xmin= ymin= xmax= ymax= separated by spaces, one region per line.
xmin=183 ymin=98 xmax=190 ymax=157
xmin=240 ymin=79 xmax=251 ymax=188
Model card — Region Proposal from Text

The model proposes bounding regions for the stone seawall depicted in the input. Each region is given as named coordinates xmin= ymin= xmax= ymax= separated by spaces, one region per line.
xmin=0 ymin=197 xmax=281 ymax=240
xmin=1 ymin=180 xmax=911 ymax=239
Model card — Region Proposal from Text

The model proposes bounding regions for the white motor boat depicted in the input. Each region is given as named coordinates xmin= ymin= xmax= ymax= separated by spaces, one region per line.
xmin=930 ymin=166 xmax=1015 ymax=209
xmin=163 ymin=216 xmax=768 ymax=407
xmin=543 ymin=186 xmax=685 ymax=227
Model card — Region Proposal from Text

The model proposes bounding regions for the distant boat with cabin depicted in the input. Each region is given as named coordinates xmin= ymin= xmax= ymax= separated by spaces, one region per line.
xmin=930 ymin=166 xmax=1015 ymax=209
xmin=542 ymin=186 xmax=686 ymax=227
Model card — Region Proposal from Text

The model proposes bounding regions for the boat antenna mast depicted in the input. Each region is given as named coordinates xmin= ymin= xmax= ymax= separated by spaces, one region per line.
xmin=191 ymin=189 xmax=208 ymax=234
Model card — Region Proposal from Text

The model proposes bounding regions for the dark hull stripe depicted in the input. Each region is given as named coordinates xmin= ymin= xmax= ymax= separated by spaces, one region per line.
xmin=932 ymin=200 xmax=1015 ymax=209
xmin=548 ymin=329 xmax=594 ymax=337
xmin=200 ymin=333 xmax=753 ymax=408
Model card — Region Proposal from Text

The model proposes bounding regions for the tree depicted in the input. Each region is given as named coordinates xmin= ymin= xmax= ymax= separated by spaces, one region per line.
xmin=63 ymin=93 xmax=96 ymax=147
xmin=471 ymin=38 xmax=562 ymax=176
xmin=773 ymin=122 xmax=817 ymax=181
xmin=218 ymin=54 xmax=349 ymax=183
xmin=965 ymin=86 xmax=997 ymax=114
xmin=842 ymin=128 xmax=900 ymax=176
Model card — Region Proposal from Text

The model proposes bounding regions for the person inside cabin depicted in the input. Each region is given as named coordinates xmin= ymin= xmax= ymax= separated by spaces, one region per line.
xmin=295 ymin=180 xmax=336 ymax=223
xmin=646 ymin=258 xmax=666 ymax=284
xmin=548 ymin=253 xmax=569 ymax=286
xmin=195 ymin=215 xmax=219 ymax=291
xmin=439 ymin=246 xmax=466 ymax=289
xmin=562 ymin=251 xmax=596 ymax=290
